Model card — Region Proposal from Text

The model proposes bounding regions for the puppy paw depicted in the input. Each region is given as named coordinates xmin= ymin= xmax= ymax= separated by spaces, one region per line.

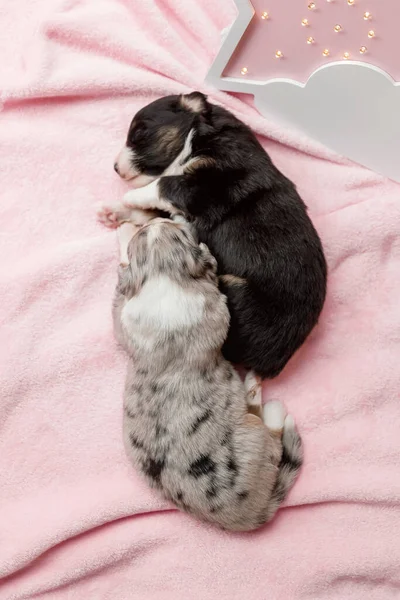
xmin=97 ymin=203 xmax=129 ymax=228
xmin=263 ymin=400 xmax=286 ymax=433
xmin=283 ymin=414 xmax=296 ymax=432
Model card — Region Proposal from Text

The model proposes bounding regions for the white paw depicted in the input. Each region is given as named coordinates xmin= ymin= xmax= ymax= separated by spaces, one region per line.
xmin=284 ymin=414 xmax=296 ymax=432
xmin=263 ymin=400 xmax=286 ymax=432
xmin=123 ymin=179 xmax=160 ymax=209
xmin=97 ymin=203 xmax=125 ymax=229
xmin=123 ymin=190 xmax=141 ymax=208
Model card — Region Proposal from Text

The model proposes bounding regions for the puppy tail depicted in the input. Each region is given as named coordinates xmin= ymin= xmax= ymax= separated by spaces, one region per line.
xmin=268 ymin=415 xmax=303 ymax=520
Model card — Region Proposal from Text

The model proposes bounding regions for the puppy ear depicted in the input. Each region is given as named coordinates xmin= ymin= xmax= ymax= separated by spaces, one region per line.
xmin=199 ymin=243 xmax=217 ymax=275
xmin=179 ymin=91 xmax=209 ymax=115
xmin=187 ymin=243 xmax=217 ymax=280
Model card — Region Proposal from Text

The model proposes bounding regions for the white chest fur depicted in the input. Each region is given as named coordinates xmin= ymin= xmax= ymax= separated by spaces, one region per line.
xmin=121 ymin=275 xmax=205 ymax=332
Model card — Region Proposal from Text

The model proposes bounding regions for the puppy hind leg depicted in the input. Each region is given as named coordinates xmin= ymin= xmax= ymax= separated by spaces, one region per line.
xmin=262 ymin=400 xmax=287 ymax=467
xmin=262 ymin=400 xmax=286 ymax=436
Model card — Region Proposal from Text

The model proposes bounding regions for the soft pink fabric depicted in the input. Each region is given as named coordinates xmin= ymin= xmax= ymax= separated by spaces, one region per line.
xmin=1 ymin=1 xmax=400 ymax=598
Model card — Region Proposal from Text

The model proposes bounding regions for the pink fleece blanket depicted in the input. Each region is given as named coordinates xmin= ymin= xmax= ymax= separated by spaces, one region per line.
xmin=1 ymin=1 xmax=400 ymax=598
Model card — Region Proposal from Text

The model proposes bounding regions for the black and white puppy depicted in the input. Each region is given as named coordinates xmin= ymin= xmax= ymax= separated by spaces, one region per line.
xmin=99 ymin=92 xmax=327 ymax=380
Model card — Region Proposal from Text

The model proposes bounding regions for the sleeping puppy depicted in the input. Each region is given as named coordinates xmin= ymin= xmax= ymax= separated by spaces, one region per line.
xmin=99 ymin=92 xmax=327 ymax=381
xmin=113 ymin=219 xmax=303 ymax=531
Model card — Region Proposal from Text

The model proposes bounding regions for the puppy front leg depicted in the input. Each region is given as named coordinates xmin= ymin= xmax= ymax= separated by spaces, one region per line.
xmin=117 ymin=222 xmax=138 ymax=266
xmin=97 ymin=202 xmax=159 ymax=229
xmin=112 ymin=270 xmax=130 ymax=348
xmin=123 ymin=179 xmax=179 ymax=215
xmin=112 ymin=226 xmax=138 ymax=349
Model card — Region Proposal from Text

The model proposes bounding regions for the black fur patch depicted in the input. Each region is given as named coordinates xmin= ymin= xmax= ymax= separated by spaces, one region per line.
xmin=227 ymin=456 xmax=238 ymax=487
xmin=281 ymin=445 xmax=303 ymax=470
xmin=189 ymin=408 xmax=212 ymax=435
xmin=227 ymin=458 xmax=238 ymax=473
xmin=129 ymin=433 xmax=145 ymax=450
xmin=221 ymin=429 xmax=232 ymax=446
xmin=206 ymin=487 xmax=218 ymax=499
xmin=188 ymin=455 xmax=216 ymax=478
xmin=206 ymin=476 xmax=219 ymax=499
xmin=237 ymin=491 xmax=249 ymax=501
xmin=144 ymin=457 xmax=165 ymax=483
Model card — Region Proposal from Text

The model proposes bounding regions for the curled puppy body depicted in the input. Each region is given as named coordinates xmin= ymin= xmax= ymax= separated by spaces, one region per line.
xmin=100 ymin=92 xmax=327 ymax=379
xmin=113 ymin=219 xmax=303 ymax=532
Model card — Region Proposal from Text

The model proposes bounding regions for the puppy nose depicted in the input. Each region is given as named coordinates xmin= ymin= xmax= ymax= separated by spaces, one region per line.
xmin=114 ymin=162 xmax=120 ymax=174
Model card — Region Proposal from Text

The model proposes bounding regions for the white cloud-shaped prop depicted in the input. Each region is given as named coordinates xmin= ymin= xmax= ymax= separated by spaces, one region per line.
xmin=207 ymin=0 xmax=400 ymax=183
xmin=255 ymin=63 xmax=400 ymax=183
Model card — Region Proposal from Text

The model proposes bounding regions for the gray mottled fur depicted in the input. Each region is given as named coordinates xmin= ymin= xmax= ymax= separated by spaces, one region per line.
xmin=113 ymin=218 xmax=303 ymax=531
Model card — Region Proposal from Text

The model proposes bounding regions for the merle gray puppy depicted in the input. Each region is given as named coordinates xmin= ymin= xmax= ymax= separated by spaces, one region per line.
xmin=113 ymin=219 xmax=303 ymax=532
